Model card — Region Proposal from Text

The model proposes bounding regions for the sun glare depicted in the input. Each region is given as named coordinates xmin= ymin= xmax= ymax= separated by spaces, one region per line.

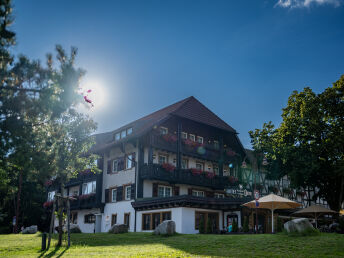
xmin=80 ymin=79 xmax=107 ymax=111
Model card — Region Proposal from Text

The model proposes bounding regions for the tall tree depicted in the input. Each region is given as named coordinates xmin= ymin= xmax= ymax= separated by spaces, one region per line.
xmin=249 ymin=75 xmax=344 ymax=211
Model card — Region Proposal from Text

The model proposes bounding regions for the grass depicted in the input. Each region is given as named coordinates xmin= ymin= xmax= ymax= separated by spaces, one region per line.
xmin=0 ymin=232 xmax=343 ymax=257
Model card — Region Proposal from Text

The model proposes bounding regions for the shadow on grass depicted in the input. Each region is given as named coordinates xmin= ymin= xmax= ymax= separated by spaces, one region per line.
xmin=38 ymin=243 xmax=69 ymax=258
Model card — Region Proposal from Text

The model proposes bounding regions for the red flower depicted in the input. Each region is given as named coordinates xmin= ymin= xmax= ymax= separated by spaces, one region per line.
xmin=162 ymin=134 xmax=177 ymax=143
xmin=43 ymin=201 xmax=53 ymax=208
xmin=226 ymin=149 xmax=237 ymax=157
xmin=206 ymin=172 xmax=215 ymax=179
xmin=191 ymin=168 xmax=202 ymax=176
xmin=44 ymin=180 xmax=53 ymax=187
xmin=229 ymin=176 xmax=238 ymax=184
xmin=161 ymin=163 xmax=175 ymax=172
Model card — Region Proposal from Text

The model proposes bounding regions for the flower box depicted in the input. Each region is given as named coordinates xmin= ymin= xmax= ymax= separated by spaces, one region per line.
xmin=43 ymin=201 xmax=53 ymax=208
xmin=78 ymin=193 xmax=96 ymax=200
xmin=162 ymin=134 xmax=177 ymax=143
xmin=161 ymin=163 xmax=176 ymax=172
xmin=191 ymin=168 xmax=203 ymax=176
xmin=229 ymin=176 xmax=238 ymax=184
xmin=206 ymin=172 xmax=215 ymax=179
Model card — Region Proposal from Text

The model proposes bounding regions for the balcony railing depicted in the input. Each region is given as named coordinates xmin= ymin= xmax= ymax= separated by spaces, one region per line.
xmin=140 ymin=163 xmax=230 ymax=190
xmin=69 ymin=194 xmax=100 ymax=210
xmin=150 ymin=133 xmax=237 ymax=162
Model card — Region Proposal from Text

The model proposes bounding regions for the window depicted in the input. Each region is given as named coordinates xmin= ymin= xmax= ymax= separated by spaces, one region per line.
xmin=213 ymin=165 xmax=219 ymax=175
xmin=115 ymin=133 xmax=120 ymax=141
xmin=214 ymin=193 xmax=225 ymax=198
xmin=48 ymin=191 xmax=55 ymax=201
xmin=181 ymin=159 xmax=188 ymax=169
xmin=160 ymin=127 xmax=168 ymax=135
xmin=189 ymin=134 xmax=195 ymax=141
xmin=71 ymin=189 xmax=79 ymax=196
xmin=111 ymin=214 xmax=117 ymax=226
xmin=127 ymin=127 xmax=133 ymax=135
xmin=195 ymin=211 xmax=219 ymax=231
xmin=111 ymin=189 xmax=117 ymax=202
xmin=158 ymin=185 xmax=172 ymax=197
xmin=197 ymin=136 xmax=203 ymax=144
xmin=181 ymin=132 xmax=187 ymax=139
xmin=126 ymin=154 xmax=134 ymax=169
xmin=113 ymin=159 xmax=119 ymax=172
xmin=158 ymin=155 xmax=167 ymax=164
xmin=142 ymin=211 xmax=172 ymax=230
xmin=124 ymin=213 xmax=130 ymax=228
xmin=121 ymin=130 xmax=126 ymax=138
xmin=125 ymin=185 xmax=131 ymax=200
xmin=84 ymin=214 xmax=96 ymax=224
xmin=82 ymin=181 xmax=96 ymax=195
xmin=192 ymin=190 xmax=205 ymax=197
xmin=214 ymin=140 xmax=219 ymax=150
xmin=196 ymin=162 xmax=204 ymax=171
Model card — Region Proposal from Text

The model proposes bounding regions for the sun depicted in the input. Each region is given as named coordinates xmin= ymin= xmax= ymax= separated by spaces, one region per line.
xmin=80 ymin=79 xmax=107 ymax=111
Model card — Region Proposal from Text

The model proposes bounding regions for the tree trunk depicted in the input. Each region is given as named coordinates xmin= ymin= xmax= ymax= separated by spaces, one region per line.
xmin=57 ymin=184 xmax=64 ymax=247
xmin=14 ymin=170 xmax=22 ymax=233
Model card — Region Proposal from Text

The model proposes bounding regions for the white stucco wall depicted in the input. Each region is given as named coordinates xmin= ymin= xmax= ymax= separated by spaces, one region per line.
xmin=75 ymin=208 xmax=101 ymax=233
xmin=136 ymin=207 xmax=223 ymax=234
xmin=102 ymin=201 xmax=135 ymax=232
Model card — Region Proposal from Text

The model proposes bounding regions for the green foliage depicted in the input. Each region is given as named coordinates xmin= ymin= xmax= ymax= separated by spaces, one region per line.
xmin=206 ymin=218 xmax=212 ymax=234
xmin=243 ymin=217 xmax=249 ymax=232
xmin=232 ymin=220 xmax=238 ymax=233
xmin=198 ymin=216 xmax=205 ymax=234
xmin=249 ymin=75 xmax=344 ymax=211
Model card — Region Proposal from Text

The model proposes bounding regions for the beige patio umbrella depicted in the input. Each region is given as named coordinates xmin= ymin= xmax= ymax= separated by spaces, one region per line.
xmin=292 ymin=205 xmax=337 ymax=228
xmin=242 ymin=193 xmax=301 ymax=233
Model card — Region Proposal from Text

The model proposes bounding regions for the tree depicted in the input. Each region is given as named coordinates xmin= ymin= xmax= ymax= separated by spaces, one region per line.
xmin=232 ymin=220 xmax=238 ymax=233
xmin=243 ymin=216 xmax=249 ymax=232
xmin=198 ymin=216 xmax=205 ymax=234
xmin=249 ymin=75 xmax=344 ymax=211
xmin=0 ymin=0 xmax=99 ymax=242
xmin=206 ymin=217 xmax=212 ymax=234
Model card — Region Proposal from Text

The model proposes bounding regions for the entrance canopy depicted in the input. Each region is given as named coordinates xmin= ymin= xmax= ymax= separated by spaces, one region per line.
xmin=242 ymin=193 xmax=301 ymax=233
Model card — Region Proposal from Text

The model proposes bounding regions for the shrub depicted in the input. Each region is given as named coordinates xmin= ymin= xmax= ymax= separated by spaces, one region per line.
xmin=243 ymin=216 xmax=249 ymax=232
xmin=199 ymin=216 xmax=205 ymax=234
xmin=232 ymin=220 xmax=238 ymax=233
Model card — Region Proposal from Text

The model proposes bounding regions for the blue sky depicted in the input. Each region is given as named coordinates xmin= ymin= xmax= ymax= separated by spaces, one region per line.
xmin=11 ymin=0 xmax=344 ymax=147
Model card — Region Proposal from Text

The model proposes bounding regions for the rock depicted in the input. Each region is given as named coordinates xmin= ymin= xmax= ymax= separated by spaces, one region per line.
xmin=284 ymin=218 xmax=314 ymax=233
xmin=154 ymin=220 xmax=176 ymax=236
xmin=108 ymin=224 xmax=128 ymax=234
xmin=21 ymin=225 xmax=38 ymax=234
xmin=63 ymin=223 xmax=81 ymax=233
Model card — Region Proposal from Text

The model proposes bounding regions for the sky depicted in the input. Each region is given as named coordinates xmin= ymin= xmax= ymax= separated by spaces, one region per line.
xmin=11 ymin=0 xmax=344 ymax=148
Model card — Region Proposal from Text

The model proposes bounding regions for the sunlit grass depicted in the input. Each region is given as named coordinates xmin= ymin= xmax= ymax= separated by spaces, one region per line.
xmin=0 ymin=232 xmax=343 ymax=257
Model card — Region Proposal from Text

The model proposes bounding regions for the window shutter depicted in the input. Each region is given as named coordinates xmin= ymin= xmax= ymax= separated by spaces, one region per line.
xmin=188 ymin=188 xmax=192 ymax=196
xmin=152 ymin=183 xmax=158 ymax=197
xmin=98 ymin=158 xmax=104 ymax=170
xmin=118 ymin=157 xmax=125 ymax=171
xmin=107 ymin=160 xmax=112 ymax=174
xmin=173 ymin=186 xmax=180 ymax=196
xmin=132 ymin=152 xmax=136 ymax=166
xmin=117 ymin=186 xmax=123 ymax=201
xmin=131 ymin=183 xmax=136 ymax=199
xmin=105 ymin=189 xmax=109 ymax=203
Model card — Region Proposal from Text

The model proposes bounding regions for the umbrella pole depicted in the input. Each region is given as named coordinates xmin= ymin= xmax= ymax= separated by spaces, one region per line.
xmin=271 ymin=209 xmax=274 ymax=233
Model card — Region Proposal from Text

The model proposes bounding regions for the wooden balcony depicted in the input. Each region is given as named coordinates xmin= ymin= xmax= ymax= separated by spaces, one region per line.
xmin=139 ymin=164 xmax=230 ymax=190
xmin=149 ymin=133 xmax=237 ymax=163
xmin=69 ymin=194 xmax=102 ymax=210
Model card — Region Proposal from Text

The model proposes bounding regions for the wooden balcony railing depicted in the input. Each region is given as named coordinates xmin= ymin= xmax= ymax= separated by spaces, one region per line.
xmin=139 ymin=163 xmax=230 ymax=190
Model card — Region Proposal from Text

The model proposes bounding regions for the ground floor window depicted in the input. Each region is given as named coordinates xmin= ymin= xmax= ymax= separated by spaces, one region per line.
xmin=84 ymin=214 xmax=96 ymax=224
xmin=111 ymin=214 xmax=117 ymax=226
xmin=195 ymin=211 xmax=219 ymax=233
xmin=141 ymin=211 xmax=171 ymax=230
xmin=124 ymin=213 xmax=130 ymax=228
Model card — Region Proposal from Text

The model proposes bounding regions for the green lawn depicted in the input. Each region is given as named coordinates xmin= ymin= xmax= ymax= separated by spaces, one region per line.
xmin=0 ymin=232 xmax=343 ymax=257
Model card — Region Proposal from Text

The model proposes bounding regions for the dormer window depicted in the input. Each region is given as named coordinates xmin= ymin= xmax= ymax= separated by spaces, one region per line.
xmin=197 ymin=136 xmax=203 ymax=144
xmin=160 ymin=127 xmax=168 ymax=135
xmin=127 ymin=127 xmax=133 ymax=135
xmin=121 ymin=130 xmax=126 ymax=138
xmin=189 ymin=134 xmax=195 ymax=141
xmin=115 ymin=133 xmax=120 ymax=141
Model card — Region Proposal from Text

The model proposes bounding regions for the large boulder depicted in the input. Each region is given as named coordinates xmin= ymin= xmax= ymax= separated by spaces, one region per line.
xmin=154 ymin=220 xmax=176 ymax=236
xmin=21 ymin=225 xmax=38 ymax=234
xmin=108 ymin=224 xmax=128 ymax=234
xmin=63 ymin=223 xmax=82 ymax=233
xmin=284 ymin=218 xmax=314 ymax=233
